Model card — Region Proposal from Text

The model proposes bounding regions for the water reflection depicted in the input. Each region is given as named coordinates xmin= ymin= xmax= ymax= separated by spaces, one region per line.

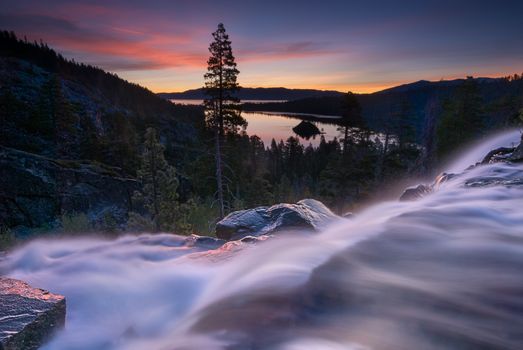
xmin=243 ymin=111 xmax=341 ymax=147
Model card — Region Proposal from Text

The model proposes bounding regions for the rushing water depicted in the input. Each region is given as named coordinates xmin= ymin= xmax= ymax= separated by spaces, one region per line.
xmin=2 ymin=131 xmax=523 ymax=350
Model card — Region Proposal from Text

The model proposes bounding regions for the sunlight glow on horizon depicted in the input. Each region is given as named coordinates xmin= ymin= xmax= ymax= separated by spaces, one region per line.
xmin=2 ymin=0 xmax=522 ymax=93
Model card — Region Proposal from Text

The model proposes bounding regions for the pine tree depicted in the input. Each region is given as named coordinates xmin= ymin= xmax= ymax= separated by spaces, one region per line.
xmin=338 ymin=91 xmax=364 ymax=154
xmin=47 ymin=77 xmax=78 ymax=157
xmin=203 ymin=23 xmax=246 ymax=218
xmin=129 ymin=128 xmax=191 ymax=233
xmin=436 ymin=77 xmax=485 ymax=158
xmin=393 ymin=99 xmax=417 ymax=148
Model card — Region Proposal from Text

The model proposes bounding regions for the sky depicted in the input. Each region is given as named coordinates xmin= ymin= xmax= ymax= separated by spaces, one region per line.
xmin=0 ymin=0 xmax=522 ymax=93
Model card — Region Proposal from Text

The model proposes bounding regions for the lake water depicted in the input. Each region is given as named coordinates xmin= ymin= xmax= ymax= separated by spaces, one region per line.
xmin=170 ymin=99 xmax=343 ymax=147
xmin=170 ymin=99 xmax=287 ymax=105
xmin=242 ymin=112 xmax=341 ymax=147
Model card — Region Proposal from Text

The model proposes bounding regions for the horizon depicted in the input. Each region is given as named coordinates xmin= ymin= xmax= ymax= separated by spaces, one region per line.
xmin=1 ymin=0 xmax=522 ymax=93
xmin=161 ymin=75 xmax=520 ymax=95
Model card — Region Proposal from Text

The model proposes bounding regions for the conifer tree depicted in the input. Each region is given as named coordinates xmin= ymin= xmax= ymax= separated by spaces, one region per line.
xmin=339 ymin=91 xmax=364 ymax=154
xmin=436 ymin=77 xmax=485 ymax=158
xmin=204 ymin=23 xmax=246 ymax=218
xmin=129 ymin=128 xmax=191 ymax=233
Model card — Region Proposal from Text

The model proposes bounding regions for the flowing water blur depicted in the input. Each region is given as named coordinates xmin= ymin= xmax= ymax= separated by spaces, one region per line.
xmin=1 ymin=131 xmax=523 ymax=350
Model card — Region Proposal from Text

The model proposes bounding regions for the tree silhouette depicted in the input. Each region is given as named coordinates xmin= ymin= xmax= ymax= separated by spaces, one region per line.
xmin=130 ymin=128 xmax=188 ymax=232
xmin=339 ymin=91 xmax=363 ymax=154
xmin=204 ymin=23 xmax=246 ymax=218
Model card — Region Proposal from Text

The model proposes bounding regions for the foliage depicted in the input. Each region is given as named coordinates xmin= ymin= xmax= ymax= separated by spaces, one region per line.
xmin=204 ymin=23 xmax=246 ymax=135
xmin=60 ymin=213 xmax=91 ymax=234
xmin=339 ymin=91 xmax=365 ymax=153
xmin=436 ymin=77 xmax=486 ymax=158
xmin=129 ymin=128 xmax=193 ymax=234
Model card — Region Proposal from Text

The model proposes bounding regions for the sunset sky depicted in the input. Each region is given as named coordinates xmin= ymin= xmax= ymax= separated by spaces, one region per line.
xmin=1 ymin=0 xmax=522 ymax=93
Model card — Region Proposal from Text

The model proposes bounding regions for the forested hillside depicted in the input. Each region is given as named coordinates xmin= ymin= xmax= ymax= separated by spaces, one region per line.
xmin=0 ymin=30 xmax=201 ymax=175
xmin=1 ymin=30 xmax=521 ymax=239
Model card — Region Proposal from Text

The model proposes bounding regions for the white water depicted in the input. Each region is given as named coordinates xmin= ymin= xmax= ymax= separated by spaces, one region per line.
xmin=445 ymin=128 xmax=521 ymax=173
xmin=2 ymin=131 xmax=523 ymax=350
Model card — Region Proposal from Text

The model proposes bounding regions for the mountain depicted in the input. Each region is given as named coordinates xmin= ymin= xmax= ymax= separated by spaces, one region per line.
xmin=0 ymin=30 xmax=201 ymax=174
xmin=158 ymin=87 xmax=344 ymax=101
xmin=242 ymin=77 xmax=523 ymax=140
xmin=0 ymin=30 xmax=203 ymax=231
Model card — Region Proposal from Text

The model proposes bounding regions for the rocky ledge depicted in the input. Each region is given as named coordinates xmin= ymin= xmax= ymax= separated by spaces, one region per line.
xmin=0 ymin=277 xmax=65 ymax=350
xmin=0 ymin=146 xmax=138 ymax=231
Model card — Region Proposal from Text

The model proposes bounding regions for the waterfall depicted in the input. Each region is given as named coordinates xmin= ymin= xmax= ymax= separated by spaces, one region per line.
xmin=1 ymin=131 xmax=522 ymax=350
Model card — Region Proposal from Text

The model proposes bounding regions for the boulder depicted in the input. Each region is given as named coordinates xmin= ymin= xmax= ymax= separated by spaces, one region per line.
xmin=0 ymin=277 xmax=65 ymax=350
xmin=399 ymin=184 xmax=432 ymax=201
xmin=480 ymin=147 xmax=515 ymax=164
xmin=215 ymin=199 xmax=339 ymax=240
xmin=400 ymin=172 xmax=458 ymax=202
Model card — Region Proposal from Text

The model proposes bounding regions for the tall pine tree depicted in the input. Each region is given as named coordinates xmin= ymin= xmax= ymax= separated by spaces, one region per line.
xmin=204 ymin=23 xmax=246 ymax=218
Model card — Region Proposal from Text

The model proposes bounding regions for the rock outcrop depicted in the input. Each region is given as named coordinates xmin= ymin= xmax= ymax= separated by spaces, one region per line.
xmin=0 ymin=146 xmax=139 ymax=231
xmin=509 ymin=134 xmax=523 ymax=162
xmin=400 ymin=133 xmax=523 ymax=201
xmin=215 ymin=199 xmax=339 ymax=240
xmin=0 ymin=277 xmax=65 ymax=350
xmin=399 ymin=184 xmax=432 ymax=201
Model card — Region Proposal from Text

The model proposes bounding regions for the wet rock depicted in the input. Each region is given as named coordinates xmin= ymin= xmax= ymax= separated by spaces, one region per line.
xmin=0 ymin=277 xmax=65 ymax=350
xmin=400 ymin=135 xmax=523 ymax=202
xmin=509 ymin=135 xmax=523 ymax=162
xmin=481 ymin=147 xmax=515 ymax=164
xmin=399 ymin=184 xmax=433 ymax=201
xmin=342 ymin=212 xmax=354 ymax=219
xmin=184 ymin=235 xmax=226 ymax=249
xmin=215 ymin=199 xmax=339 ymax=240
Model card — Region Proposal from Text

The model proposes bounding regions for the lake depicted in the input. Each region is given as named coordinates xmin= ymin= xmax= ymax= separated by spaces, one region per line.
xmin=242 ymin=112 xmax=342 ymax=147
xmin=170 ymin=99 xmax=287 ymax=105
xmin=171 ymin=99 xmax=343 ymax=147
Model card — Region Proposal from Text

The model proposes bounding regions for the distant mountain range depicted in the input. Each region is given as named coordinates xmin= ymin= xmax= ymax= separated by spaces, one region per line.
xmin=159 ymin=78 xmax=507 ymax=102
xmin=236 ymin=77 xmax=521 ymax=142
xmin=157 ymin=87 xmax=344 ymax=101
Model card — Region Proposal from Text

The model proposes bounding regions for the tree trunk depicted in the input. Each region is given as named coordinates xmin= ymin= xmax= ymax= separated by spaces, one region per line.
xmin=343 ymin=125 xmax=349 ymax=155
xmin=215 ymin=129 xmax=225 ymax=219
xmin=150 ymin=145 xmax=160 ymax=232
xmin=376 ymin=131 xmax=390 ymax=181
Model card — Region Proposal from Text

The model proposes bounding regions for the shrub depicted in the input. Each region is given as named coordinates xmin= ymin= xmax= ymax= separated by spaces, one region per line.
xmin=61 ymin=213 xmax=91 ymax=234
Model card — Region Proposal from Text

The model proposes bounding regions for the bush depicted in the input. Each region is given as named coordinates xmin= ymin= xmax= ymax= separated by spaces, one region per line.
xmin=61 ymin=213 xmax=91 ymax=234
xmin=0 ymin=226 xmax=16 ymax=251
